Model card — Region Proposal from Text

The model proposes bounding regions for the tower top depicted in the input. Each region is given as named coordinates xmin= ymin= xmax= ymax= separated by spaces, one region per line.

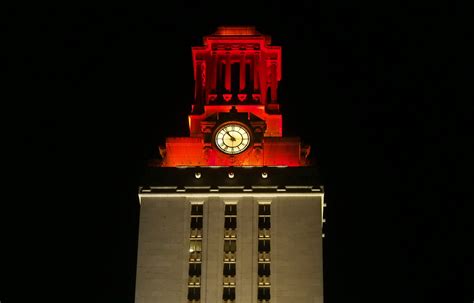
xmin=192 ymin=27 xmax=280 ymax=107
xmin=155 ymin=27 xmax=311 ymax=167
xmin=213 ymin=26 xmax=261 ymax=36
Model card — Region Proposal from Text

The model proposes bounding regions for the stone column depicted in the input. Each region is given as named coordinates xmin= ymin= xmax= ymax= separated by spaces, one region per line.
xmin=225 ymin=54 xmax=232 ymax=92
xmin=194 ymin=61 xmax=202 ymax=103
xmin=239 ymin=53 xmax=246 ymax=92
xmin=217 ymin=57 xmax=222 ymax=90
xmin=253 ymin=53 xmax=259 ymax=91
xmin=236 ymin=197 xmax=255 ymax=303
xmin=270 ymin=62 xmax=278 ymax=102
xmin=205 ymin=197 xmax=224 ymax=302
xmin=259 ymin=57 xmax=267 ymax=104
xmin=210 ymin=54 xmax=217 ymax=92
xmin=201 ymin=61 xmax=206 ymax=102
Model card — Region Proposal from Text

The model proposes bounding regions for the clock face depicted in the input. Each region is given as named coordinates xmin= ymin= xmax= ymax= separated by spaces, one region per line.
xmin=215 ymin=124 xmax=251 ymax=155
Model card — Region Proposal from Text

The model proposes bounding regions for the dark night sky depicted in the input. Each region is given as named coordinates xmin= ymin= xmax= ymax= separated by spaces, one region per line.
xmin=2 ymin=3 xmax=472 ymax=303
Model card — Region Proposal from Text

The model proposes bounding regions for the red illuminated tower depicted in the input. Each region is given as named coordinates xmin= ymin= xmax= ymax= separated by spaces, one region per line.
xmin=136 ymin=26 xmax=325 ymax=303
xmin=158 ymin=26 xmax=310 ymax=167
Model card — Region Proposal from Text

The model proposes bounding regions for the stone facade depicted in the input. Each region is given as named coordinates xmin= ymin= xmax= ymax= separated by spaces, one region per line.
xmin=135 ymin=192 xmax=324 ymax=303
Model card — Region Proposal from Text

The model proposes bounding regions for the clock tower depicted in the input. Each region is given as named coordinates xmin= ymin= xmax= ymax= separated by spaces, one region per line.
xmin=135 ymin=26 xmax=325 ymax=303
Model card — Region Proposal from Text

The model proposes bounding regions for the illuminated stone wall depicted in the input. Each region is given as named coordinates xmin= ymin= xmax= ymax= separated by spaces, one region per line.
xmin=135 ymin=194 xmax=324 ymax=303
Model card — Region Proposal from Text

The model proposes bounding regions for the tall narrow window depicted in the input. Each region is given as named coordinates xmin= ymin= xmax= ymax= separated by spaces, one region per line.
xmin=217 ymin=60 xmax=225 ymax=92
xmin=258 ymin=287 xmax=270 ymax=302
xmin=223 ymin=203 xmax=237 ymax=302
xmin=223 ymin=263 xmax=236 ymax=277
xmin=188 ymin=287 xmax=200 ymax=302
xmin=189 ymin=263 xmax=201 ymax=277
xmin=258 ymin=240 xmax=270 ymax=253
xmin=231 ymin=63 xmax=240 ymax=93
xmin=223 ymin=287 xmax=236 ymax=302
xmin=245 ymin=63 xmax=252 ymax=93
xmin=259 ymin=204 xmax=271 ymax=215
xmin=188 ymin=203 xmax=203 ymax=303
xmin=258 ymin=202 xmax=271 ymax=302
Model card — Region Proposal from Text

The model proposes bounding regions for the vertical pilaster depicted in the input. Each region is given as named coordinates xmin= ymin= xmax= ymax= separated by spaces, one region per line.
xmin=205 ymin=197 xmax=224 ymax=302
xmin=237 ymin=197 xmax=254 ymax=303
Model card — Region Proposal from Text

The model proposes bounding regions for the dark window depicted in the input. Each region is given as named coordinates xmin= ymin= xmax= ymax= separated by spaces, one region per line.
xmin=223 ymin=287 xmax=236 ymax=300
xmin=231 ymin=63 xmax=240 ymax=92
xmin=191 ymin=204 xmax=203 ymax=215
xmin=258 ymin=287 xmax=270 ymax=300
xmin=258 ymin=217 xmax=271 ymax=229
xmin=258 ymin=263 xmax=271 ymax=277
xmin=245 ymin=63 xmax=252 ymax=93
xmin=189 ymin=263 xmax=201 ymax=276
xmin=225 ymin=204 xmax=237 ymax=215
xmin=217 ymin=61 xmax=225 ymax=91
xmin=191 ymin=217 xmax=203 ymax=229
xmin=258 ymin=204 xmax=271 ymax=215
xmin=225 ymin=217 xmax=237 ymax=229
xmin=223 ymin=263 xmax=236 ymax=276
xmin=258 ymin=240 xmax=270 ymax=253
xmin=188 ymin=287 xmax=200 ymax=300
xmin=266 ymin=86 xmax=272 ymax=102
xmin=224 ymin=240 xmax=236 ymax=253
